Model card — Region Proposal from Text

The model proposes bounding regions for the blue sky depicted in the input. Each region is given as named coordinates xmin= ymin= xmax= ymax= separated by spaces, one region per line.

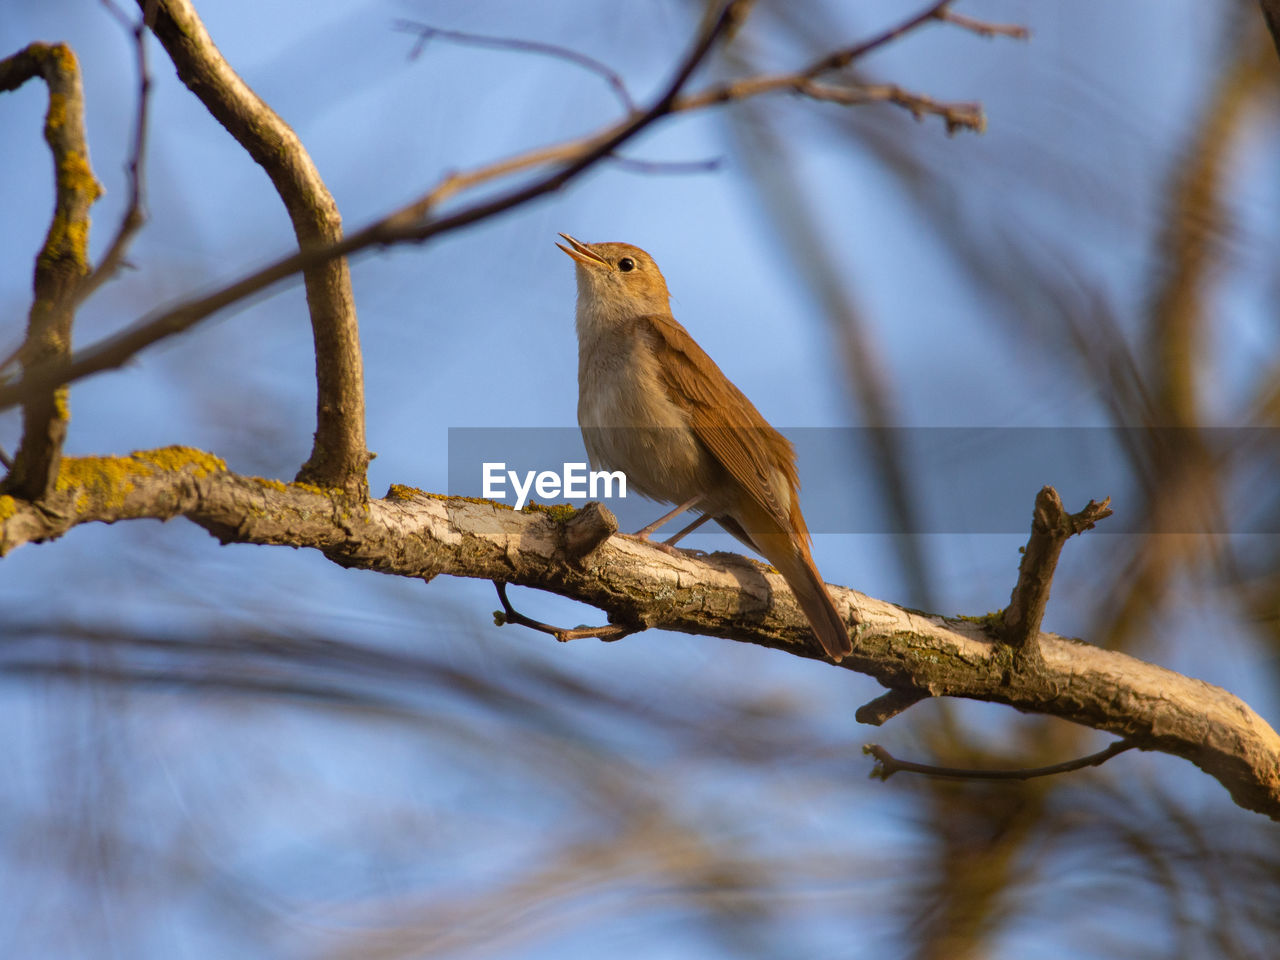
xmin=2 ymin=2 xmax=1277 ymax=958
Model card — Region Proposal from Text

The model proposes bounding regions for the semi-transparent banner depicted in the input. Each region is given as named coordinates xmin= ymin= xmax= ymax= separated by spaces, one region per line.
xmin=446 ymin=427 xmax=1279 ymax=534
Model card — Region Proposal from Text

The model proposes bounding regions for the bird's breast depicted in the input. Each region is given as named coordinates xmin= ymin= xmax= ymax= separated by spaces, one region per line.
xmin=576 ymin=334 xmax=715 ymax=504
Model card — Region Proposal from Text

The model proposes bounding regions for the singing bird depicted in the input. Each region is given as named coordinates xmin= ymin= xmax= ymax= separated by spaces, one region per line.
xmin=557 ymin=234 xmax=854 ymax=662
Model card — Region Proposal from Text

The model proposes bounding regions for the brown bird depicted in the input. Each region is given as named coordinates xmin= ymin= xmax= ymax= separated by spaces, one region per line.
xmin=557 ymin=234 xmax=854 ymax=662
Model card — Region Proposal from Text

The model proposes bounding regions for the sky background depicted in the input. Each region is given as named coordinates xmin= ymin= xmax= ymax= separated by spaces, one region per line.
xmin=2 ymin=1 xmax=1279 ymax=958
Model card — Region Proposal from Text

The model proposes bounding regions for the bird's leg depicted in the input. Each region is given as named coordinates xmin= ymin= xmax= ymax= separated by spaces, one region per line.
xmin=631 ymin=496 xmax=704 ymax=555
xmin=662 ymin=512 xmax=711 ymax=547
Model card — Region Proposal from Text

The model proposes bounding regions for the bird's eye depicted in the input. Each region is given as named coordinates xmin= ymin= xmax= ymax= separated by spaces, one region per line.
xmin=618 ymin=257 xmax=636 ymax=272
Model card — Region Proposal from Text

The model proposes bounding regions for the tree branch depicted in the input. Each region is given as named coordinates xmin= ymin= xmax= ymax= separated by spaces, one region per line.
xmin=0 ymin=0 xmax=1009 ymax=416
xmin=0 ymin=43 xmax=103 ymax=500
xmin=1 ymin=450 xmax=1276 ymax=819
xmin=140 ymin=0 xmax=370 ymax=497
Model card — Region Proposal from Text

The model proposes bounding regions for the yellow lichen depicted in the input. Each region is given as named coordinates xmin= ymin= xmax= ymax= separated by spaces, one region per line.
xmin=134 ymin=446 xmax=226 ymax=476
xmin=288 ymin=480 xmax=338 ymax=497
xmin=0 ymin=495 xmax=16 ymax=521
xmin=521 ymin=500 xmax=576 ymax=522
xmin=44 ymin=90 xmax=67 ymax=133
xmin=386 ymin=483 xmax=427 ymax=501
xmin=250 ymin=476 xmax=288 ymax=493
xmin=59 ymin=150 xmax=103 ymax=202
xmin=419 ymin=490 xmax=513 ymax=510
xmin=55 ymin=447 xmax=226 ymax=512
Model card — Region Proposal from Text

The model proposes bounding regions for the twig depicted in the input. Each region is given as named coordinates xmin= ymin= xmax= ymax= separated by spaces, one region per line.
xmin=863 ymin=739 xmax=1138 ymax=782
xmin=797 ymin=81 xmax=984 ymax=135
xmin=802 ymin=0 xmax=954 ymax=77
xmin=856 ymin=687 xmax=931 ymax=725
xmin=393 ymin=20 xmax=636 ymax=112
xmin=1001 ymin=486 xmax=1112 ymax=660
xmin=76 ymin=0 xmax=154 ymax=307
xmin=936 ymin=8 xmax=1030 ymax=40
xmin=493 ymin=581 xmax=638 ymax=643
xmin=606 ymin=154 xmax=724 ymax=175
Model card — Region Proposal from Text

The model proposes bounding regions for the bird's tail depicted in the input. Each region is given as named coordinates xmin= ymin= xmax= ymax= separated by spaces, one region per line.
xmin=741 ymin=522 xmax=851 ymax=663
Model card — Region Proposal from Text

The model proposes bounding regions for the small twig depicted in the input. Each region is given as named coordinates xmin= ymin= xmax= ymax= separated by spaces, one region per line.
xmin=936 ymin=8 xmax=1030 ymax=40
xmin=76 ymin=0 xmax=154 ymax=307
xmin=0 ymin=444 xmax=13 ymax=471
xmin=797 ymin=80 xmax=984 ymax=135
xmin=492 ymin=581 xmax=638 ymax=643
xmin=855 ymin=687 xmax=931 ymax=726
xmin=606 ymin=154 xmax=724 ymax=175
xmin=394 ymin=20 xmax=636 ymax=112
xmin=864 ymin=739 xmax=1138 ymax=782
xmin=1001 ymin=486 xmax=1112 ymax=658
xmin=803 ymin=0 xmax=953 ymax=77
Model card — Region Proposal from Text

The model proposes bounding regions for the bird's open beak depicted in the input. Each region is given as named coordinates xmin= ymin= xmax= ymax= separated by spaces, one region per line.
xmin=556 ymin=233 xmax=608 ymax=268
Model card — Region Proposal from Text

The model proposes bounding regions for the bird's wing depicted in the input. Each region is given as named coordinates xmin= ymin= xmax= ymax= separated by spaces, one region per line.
xmin=640 ymin=313 xmax=801 ymax=534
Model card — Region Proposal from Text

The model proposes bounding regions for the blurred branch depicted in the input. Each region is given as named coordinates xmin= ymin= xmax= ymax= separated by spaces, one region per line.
xmin=140 ymin=0 xmax=370 ymax=496
xmin=1261 ymin=0 xmax=1280 ymax=58
xmin=74 ymin=0 xmax=153 ymax=308
xmin=864 ymin=739 xmax=1136 ymax=781
xmin=680 ymin=77 xmax=985 ymax=134
xmin=0 ymin=43 xmax=103 ymax=501
xmin=935 ymin=8 xmax=1030 ymax=40
xmin=0 ymin=0 xmax=1006 ymax=415
xmin=393 ymin=20 xmax=636 ymax=111
xmin=1 ymin=448 xmax=1277 ymax=818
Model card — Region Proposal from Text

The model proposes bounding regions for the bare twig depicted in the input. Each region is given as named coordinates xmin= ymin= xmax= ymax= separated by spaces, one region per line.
xmin=801 ymin=0 xmax=954 ymax=77
xmin=1002 ymin=486 xmax=1112 ymax=659
xmin=605 ymin=154 xmax=724 ymax=175
xmin=856 ymin=687 xmax=931 ymax=725
xmin=393 ymin=20 xmax=636 ymax=111
xmin=493 ymin=581 xmax=638 ymax=643
xmin=935 ymin=8 xmax=1031 ymax=40
xmin=75 ymin=0 xmax=154 ymax=307
xmin=0 ymin=43 xmax=103 ymax=499
xmin=864 ymin=739 xmax=1138 ymax=782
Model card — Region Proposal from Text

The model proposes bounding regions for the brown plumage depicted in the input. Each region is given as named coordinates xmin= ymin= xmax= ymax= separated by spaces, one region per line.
xmin=557 ymin=234 xmax=853 ymax=662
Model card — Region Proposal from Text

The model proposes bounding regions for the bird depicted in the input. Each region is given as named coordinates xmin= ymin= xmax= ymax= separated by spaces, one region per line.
xmin=556 ymin=233 xmax=854 ymax=662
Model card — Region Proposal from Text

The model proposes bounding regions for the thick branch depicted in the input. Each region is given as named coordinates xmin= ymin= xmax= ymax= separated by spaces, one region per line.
xmin=1 ymin=451 xmax=1277 ymax=819
xmin=142 ymin=0 xmax=370 ymax=497
xmin=0 ymin=43 xmax=103 ymax=500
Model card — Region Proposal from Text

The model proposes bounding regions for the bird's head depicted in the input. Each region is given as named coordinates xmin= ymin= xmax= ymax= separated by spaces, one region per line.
xmin=557 ymin=234 xmax=672 ymax=320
